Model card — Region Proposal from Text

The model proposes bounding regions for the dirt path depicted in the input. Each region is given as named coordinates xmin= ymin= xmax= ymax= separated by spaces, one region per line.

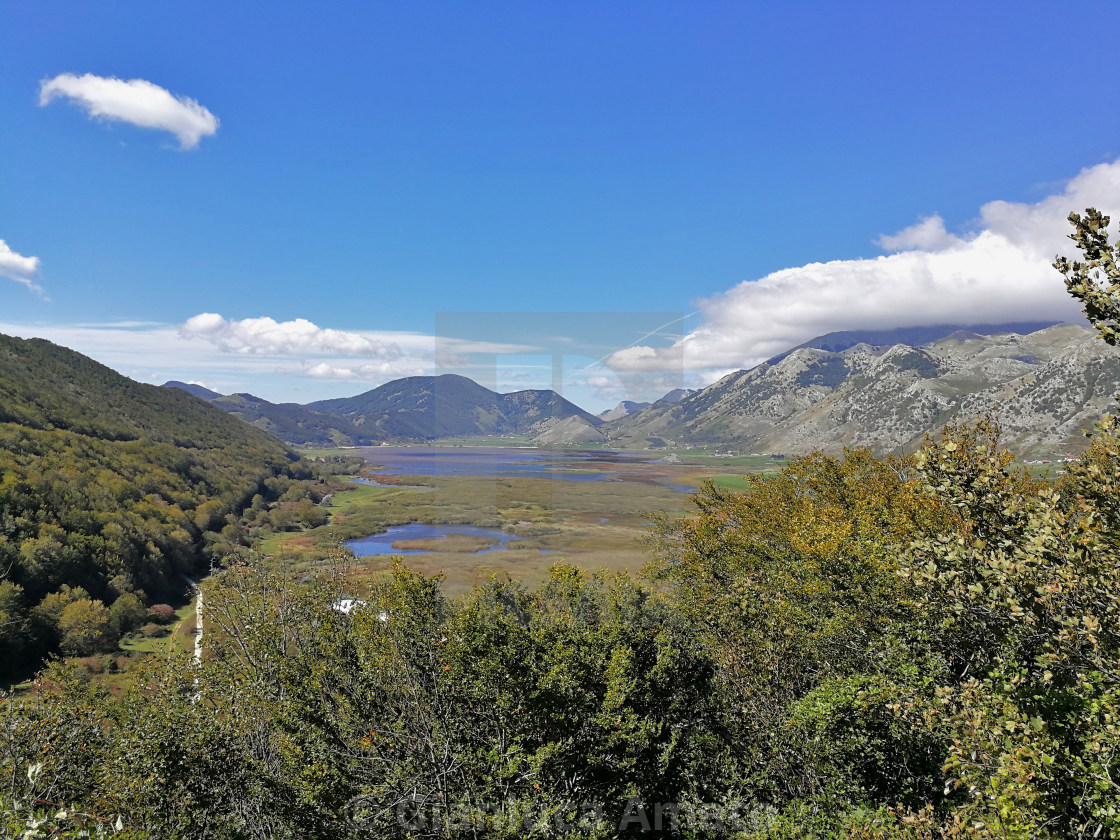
xmin=193 ymin=585 xmax=203 ymax=665
xmin=183 ymin=577 xmax=203 ymax=665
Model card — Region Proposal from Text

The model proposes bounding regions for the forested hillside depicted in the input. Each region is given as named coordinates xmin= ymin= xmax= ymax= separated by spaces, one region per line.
xmin=0 ymin=334 xmax=308 ymax=677
xmin=208 ymin=392 xmax=377 ymax=447
xmin=4 ymin=414 xmax=1119 ymax=838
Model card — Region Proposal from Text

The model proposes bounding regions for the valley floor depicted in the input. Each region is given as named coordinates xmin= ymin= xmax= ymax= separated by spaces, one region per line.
xmin=264 ymin=445 xmax=779 ymax=596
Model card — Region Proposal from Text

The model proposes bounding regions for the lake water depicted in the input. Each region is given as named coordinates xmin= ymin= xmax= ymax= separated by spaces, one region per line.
xmin=355 ymin=446 xmax=692 ymax=490
xmin=357 ymin=446 xmax=646 ymax=480
xmin=351 ymin=476 xmax=433 ymax=489
xmin=346 ymin=523 xmax=551 ymax=557
xmin=344 ymin=447 xmax=696 ymax=558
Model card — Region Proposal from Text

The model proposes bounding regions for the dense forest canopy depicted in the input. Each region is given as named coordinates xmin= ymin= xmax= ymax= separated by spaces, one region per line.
xmin=0 ymin=334 xmax=313 ymax=676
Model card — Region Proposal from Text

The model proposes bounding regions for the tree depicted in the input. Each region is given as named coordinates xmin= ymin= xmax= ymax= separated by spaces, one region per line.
xmin=1054 ymin=207 xmax=1120 ymax=345
xmin=108 ymin=592 xmax=147 ymax=637
xmin=0 ymin=581 xmax=28 ymax=675
xmin=58 ymin=599 xmax=113 ymax=656
xmin=30 ymin=584 xmax=90 ymax=648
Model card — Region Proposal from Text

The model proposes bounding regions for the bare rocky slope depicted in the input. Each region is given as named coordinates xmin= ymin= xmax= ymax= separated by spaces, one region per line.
xmin=602 ymin=323 xmax=1120 ymax=457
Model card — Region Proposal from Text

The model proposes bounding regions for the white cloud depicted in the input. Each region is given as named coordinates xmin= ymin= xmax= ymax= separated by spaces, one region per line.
xmin=0 ymin=320 xmax=434 ymax=402
xmin=305 ymin=362 xmax=353 ymax=379
xmin=565 ymin=368 xmax=688 ymax=406
xmin=608 ymin=158 xmax=1120 ymax=374
xmin=0 ymin=316 xmax=670 ymax=412
xmin=304 ymin=361 xmax=426 ymax=380
xmin=0 ymin=239 xmax=45 ymax=295
xmin=39 ymin=73 xmax=219 ymax=149
xmin=875 ymin=215 xmax=961 ymax=251
xmin=180 ymin=313 xmax=404 ymax=359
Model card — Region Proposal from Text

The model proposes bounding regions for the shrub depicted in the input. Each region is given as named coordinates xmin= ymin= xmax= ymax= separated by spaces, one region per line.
xmin=146 ymin=604 xmax=175 ymax=624
xmin=139 ymin=623 xmax=170 ymax=639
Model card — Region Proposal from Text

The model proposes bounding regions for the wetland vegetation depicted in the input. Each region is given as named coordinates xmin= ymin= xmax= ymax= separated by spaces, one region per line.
xmin=259 ymin=446 xmax=775 ymax=597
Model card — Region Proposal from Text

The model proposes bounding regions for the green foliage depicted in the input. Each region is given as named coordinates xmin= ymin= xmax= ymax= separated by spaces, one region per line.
xmin=4 ymin=219 xmax=1120 ymax=836
xmin=2 ymin=413 xmax=1120 ymax=838
xmin=108 ymin=593 xmax=146 ymax=638
xmin=0 ymin=581 xmax=28 ymax=662
xmin=898 ymin=416 xmax=1120 ymax=836
xmin=0 ymin=332 xmax=333 ymax=678
xmin=1055 ymin=208 xmax=1120 ymax=346
xmin=58 ymin=598 xmax=113 ymax=656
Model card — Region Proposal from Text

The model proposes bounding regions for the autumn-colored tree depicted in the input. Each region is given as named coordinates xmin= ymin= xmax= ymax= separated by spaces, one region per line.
xmin=58 ymin=599 xmax=113 ymax=656
xmin=646 ymin=448 xmax=950 ymax=807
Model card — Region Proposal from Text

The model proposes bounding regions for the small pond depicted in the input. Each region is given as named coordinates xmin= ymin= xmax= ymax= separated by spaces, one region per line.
xmin=345 ymin=523 xmax=553 ymax=557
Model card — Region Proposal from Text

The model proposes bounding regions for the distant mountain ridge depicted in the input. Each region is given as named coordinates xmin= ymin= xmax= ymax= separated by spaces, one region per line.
xmin=164 ymin=373 xmax=603 ymax=445
xmin=160 ymin=320 xmax=1119 ymax=456
xmin=765 ymin=322 xmax=1061 ymax=364
xmin=309 ymin=374 xmax=601 ymax=440
xmin=598 ymin=400 xmax=651 ymax=422
xmin=604 ymin=322 xmax=1118 ymax=458
xmin=164 ymin=382 xmax=378 ymax=446
xmin=163 ymin=380 xmax=222 ymax=400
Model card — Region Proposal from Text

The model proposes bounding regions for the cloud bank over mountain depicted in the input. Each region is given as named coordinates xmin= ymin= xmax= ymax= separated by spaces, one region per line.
xmin=39 ymin=73 xmax=219 ymax=149
xmin=607 ymin=159 xmax=1120 ymax=380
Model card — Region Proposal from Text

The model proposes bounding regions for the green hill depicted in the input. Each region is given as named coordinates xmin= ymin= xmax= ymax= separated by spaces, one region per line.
xmin=162 ymin=381 xmax=378 ymax=446
xmin=210 ymin=393 xmax=377 ymax=446
xmin=308 ymin=373 xmax=601 ymax=440
xmin=0 ymin=334 xmax=304 ymax=677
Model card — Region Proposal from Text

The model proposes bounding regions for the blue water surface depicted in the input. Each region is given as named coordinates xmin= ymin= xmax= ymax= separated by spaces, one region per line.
xmin=346 ymin=523 xmax=549 ymax=557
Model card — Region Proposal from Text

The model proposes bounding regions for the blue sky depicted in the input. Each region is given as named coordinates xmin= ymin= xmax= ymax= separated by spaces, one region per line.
xmin=2 ymin=2 xmax=1120 ymax=410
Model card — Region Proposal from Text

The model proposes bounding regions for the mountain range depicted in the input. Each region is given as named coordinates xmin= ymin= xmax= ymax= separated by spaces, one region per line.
xmin=602 ymin=322 xmax=1120 ymax=457
xmin=162 ymin=321 xmax=1120 ymax=457
xmin=165 ymin=374 xmax=601 ymax=446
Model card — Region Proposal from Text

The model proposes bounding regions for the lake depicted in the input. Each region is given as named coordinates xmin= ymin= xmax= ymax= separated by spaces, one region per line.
xmin=340 ymin=446 xmax=700 ymax=564
xmin=346 ymin=522 xmax=554 ymax=557
xmin=355 ymin=446 xmax=691 ymax=490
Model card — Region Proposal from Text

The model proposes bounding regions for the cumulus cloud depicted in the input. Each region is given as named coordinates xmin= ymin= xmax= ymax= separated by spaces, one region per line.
xmin=608 ymin=158 xmax=1120 ymax=376
xmin=39 ymin=73 xmax=219 ymax=149
xmin=304 ymin=361 xmax=426 ymax=380
xmin=180 ymin=313 xmax=403 ymax=359
xmin=565 ymin=368 xmax=687 ymax=406
xmin=0 ymin=239 xmax=45 ymax=295
xmin=875 ymin=215 xmax=961 ymax=251
xmin=0 ymin=319 xmax=441 ymax=402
